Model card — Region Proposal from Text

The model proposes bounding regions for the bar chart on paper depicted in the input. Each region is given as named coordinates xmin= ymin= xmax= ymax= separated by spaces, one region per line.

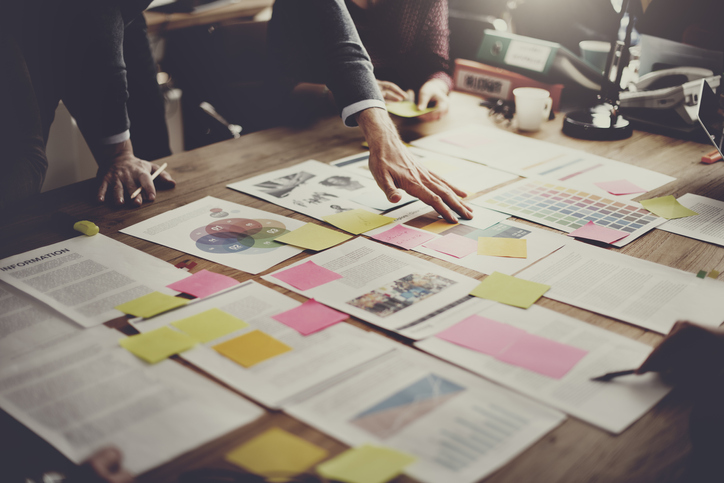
xmin=472 ymin=179 xmax=666 ymax=246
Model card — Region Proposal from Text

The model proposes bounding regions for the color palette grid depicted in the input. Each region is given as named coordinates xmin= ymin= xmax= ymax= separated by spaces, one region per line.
xmin=473 ymin=179 xmax=663 ymax=247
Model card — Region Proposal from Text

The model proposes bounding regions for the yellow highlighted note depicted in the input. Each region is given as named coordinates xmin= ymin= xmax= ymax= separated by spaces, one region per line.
xmin=172 ymin=308 xmax=248 ymax=343
xmin=323 ymin=209 xmax=394 ymax=235
xmin=115 ymin=291 xmax=187 ymax=318
xmin=640 ymin=196 xmax=698 ymax=220
xmin=316 ymin=445 xmax=416 ymax=483
xmin=226 ymin=427 xmax=328 ymax=478
xmin=275 ymin=223 xmax=352 ymax=251
xmin=470 ymin=272 xmax=549 ymax=309
xmin=119 ymin=326 xmax=196 ymax=364
xmin=421 ymin=219 xmax=457 ymax=234
xmin=213 ymin=330 xmax=292 ymax=368
xmin=478 ymin=237 xmax=528 ymax=258
xmin=386 ymin=100 xmax=437 ymax=118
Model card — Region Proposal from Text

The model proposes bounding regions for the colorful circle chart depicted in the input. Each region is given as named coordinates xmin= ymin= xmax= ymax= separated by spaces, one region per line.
xmin=190 ymin=218 xmax=289 ymax=254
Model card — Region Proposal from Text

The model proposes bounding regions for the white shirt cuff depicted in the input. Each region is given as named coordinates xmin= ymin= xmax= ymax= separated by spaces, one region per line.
xmin=341 ymin=100 xmax=387 ymax=127
xmin=98 ymin=130 xmax=130 ymax=145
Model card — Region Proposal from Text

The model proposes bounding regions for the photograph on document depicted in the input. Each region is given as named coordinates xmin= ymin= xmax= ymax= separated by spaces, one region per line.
xmin=347 ymin=273 xmax=457 ymax=317
xmin=254 ymin=170 xmax=315 ymax=198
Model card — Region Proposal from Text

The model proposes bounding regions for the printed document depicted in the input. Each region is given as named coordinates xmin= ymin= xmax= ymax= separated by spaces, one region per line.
xmin=0 ymin=326 xmax=263 ymax=474
xmin=285 ymin=341 xmax=565 ymax=483
xmin=416 ymin=301 xmax=671 ymax=433
xmin=517 ymin=243 xmax=724 ymax=333
xmin=132 ymin=281 xmax=392 ymax=408
xmin=263 ymin=238 xmax=481 ymax=339
xmin=0 ymin=235 xmax=189 ymax=327
xmin=657 ymin=193 xmax=724 ymax=247
xmin=120 ymin=196 xmax=305 ymax=274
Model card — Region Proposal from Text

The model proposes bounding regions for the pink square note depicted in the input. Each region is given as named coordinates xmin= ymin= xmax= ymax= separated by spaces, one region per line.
xmin=423 ymin=233 xmax=478 ymax=258
xmin=271 ymin=260 xmax=343 ymax=291
xmin=594 ymin=179 xmax=647 ymax=196
xmin=166 ymin=269 xmax=239 ymax=299
xmin=371 ymin=224 xmax=436 ymax=250
xmin=568 ymin=221 xmax=628 ymax=244
xmin=496 ymin=333 xmax=588 ymax=379
xmin=272 ymin=299 xmax=349 ymax=335
xmin=436 ymin=315 xmax=526 ymax=356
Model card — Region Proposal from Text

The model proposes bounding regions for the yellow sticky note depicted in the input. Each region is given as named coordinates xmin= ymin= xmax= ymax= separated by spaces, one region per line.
xmin=226 ymin=427 xmax=328 ymax=478
xmin=323 ymin=209 xmax=394 ymax=235
xmin=708 ymin=270 xmax=720 ymax=279
xmin=171 ymin=308 xmax=248 ymax=343
xmin=213 ymin=330 xmax=292 ymax=368
xmin=421 ymin=219 xmax=458 ymax=234
xmin=115 ymin=292 xmax=187 ymax=318
xmin=386 ymin=100 xmax=438 ymax=118
xmin=119 ymin=326 xmax=196 ymax=364
xmin=275 ymin=223 xmax=352 ymax=251
xmin=316 ymin=445 xmax=416 ymax=483
xmin=640 ymin=196 xmax=698 ymax=220
xmin=478 ymin=237 xmax=528 ymax=258
xmin=470 ymin=272 xmax=549 ymax=309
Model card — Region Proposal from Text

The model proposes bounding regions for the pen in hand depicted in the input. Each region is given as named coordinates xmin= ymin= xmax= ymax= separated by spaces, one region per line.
xmin=590 ymin=369 xmax=637 ymax=382
xmin=131 ymin=162 xmax=168 ymax=200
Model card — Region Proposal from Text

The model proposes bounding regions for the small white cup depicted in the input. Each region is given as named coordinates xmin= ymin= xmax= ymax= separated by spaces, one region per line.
xmin=513 ymin=87 xmax=552 ymax=132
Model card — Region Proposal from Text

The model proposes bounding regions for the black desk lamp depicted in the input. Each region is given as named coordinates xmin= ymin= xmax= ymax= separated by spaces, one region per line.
xmin=562 ymin=0 xmax=636 ymax=140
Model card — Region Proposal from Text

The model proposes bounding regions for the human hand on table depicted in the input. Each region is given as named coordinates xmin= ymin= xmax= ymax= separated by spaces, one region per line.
xmin=355 ymin=107 xmax=472 ymax=223
xmin=417 ymin=78 xmax=450 ymax=121
xmin=72 ymin=447 xmax=134 ymax=483
xmin=95 ymin=140 xmax=175 ymax=206
xmin=636 ymin=321 xmax=724 ymax=387
xmin=376 ymin=80 xmax=408 ymax=102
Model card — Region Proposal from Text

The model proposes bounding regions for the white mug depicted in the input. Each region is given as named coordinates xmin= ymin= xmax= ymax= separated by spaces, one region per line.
xmin=513 ymin=87 xmax=553 ymax=132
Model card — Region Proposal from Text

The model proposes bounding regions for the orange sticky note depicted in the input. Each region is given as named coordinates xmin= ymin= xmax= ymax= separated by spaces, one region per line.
xmin=213 ymin=330 xmax=292 ymax=368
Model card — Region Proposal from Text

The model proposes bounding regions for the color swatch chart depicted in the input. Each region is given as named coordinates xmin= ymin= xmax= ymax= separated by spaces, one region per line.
xmin=472 ymin=179 xmax=665 ymax=247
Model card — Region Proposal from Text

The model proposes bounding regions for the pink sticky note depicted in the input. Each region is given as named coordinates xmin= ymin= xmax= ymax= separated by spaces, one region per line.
xmin=166 ymin=269 xmax=239 ymax=299
xmin=272 ymin=260 xmax=343 ymax=291
xmin=496 ymin=333 xmax=588 ymax=379
xmin=423 ymin=233 xmax=478 ymax=258
xmin=441 ymin=132 xmax=490 ymax=149
xmin=371 ymin=224 xmax=436 ymax=250
xmin=436 ymin=315 xmax=526 ymax=356
xmin=594 ymin=179 xmax=647 ymax=196
xmin=568 ymin=221 xmax=628 ymax=244
xmin=272 ymin=299 xmax=349 ymax=335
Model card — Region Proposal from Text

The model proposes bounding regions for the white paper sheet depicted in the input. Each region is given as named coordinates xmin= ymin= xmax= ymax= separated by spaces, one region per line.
xmin=0 ymin=326 xmax=263 ymax=474
xmin=656 ymin=193 xmax=724 ymax=247
xmin=331 ymin=147 xmax=519 ymax=196
xmin=263 ymin=238 xmax=481 ymax=339
xmin=227 ymin=160 xmax=414 ymax=219
xmin=0 ymin=281 xmax=81 ymax=364
xmin=120 ymin=196 xmax=305 ymax=275
xmin=285 ymin=341 xmax=565 ymax=483
xmin=517 ymin=243 xmax=724 ymax=333
xmin=0 ymin=235 xmax=189 ymax=327
xmin=416 ymin=301 xmax=671 ymax=433
xmin=412 ymin=125 xmax=675 ymax=199
xmin=131 ymin=281 xmax=393 ymax=408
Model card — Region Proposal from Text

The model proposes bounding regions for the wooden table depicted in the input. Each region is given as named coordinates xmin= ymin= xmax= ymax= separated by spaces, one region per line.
xmin=2 ymin=92 xmax=723 ymax=482
xmin=143 ymin=0 xmax=273 ymax=35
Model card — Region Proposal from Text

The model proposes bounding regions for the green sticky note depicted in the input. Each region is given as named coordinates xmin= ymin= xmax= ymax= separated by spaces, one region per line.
xmin=226 ymin=427 xmax=328 ymax=478
xmin=470 ymin=272 xmax=550 ymax=309
xmin=119 ymin=326 xmax=196 ymax=364
xmin=275 ymin=223 xmax=353 ymax=251
xmin=115 ymin=292 xmax=187 ymax=318
xmin=478 ymin=237 xmax=528 ymax=258
xmin=697 ymin=270 xmax=707 ymax=279
xmin=171 ymin=308 xmax=248 ymax=343
xmin=323 ymin=209 xmax=394 ymax=235
xmin=213 ymin=330 xmax=292 ymax=368
xmin=639 ymin=196 xmax=698 ymax=219
xmin=316 ymin=445 xmax=416 ymax=483
xmin=386 ymin=100 xmax=438 ymax=118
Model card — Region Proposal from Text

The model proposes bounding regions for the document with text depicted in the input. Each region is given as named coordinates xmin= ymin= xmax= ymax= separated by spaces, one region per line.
xmin=0 ymin=326 xmax=263 ymax=474
xmin=517 ymin=243 xmax=724 ymax=333
xmin=285 ymin=341 xmax=565 ymax=483
xmin=263 ymin=238 xmax=481 ymax=339
xmin=657 ymin=193 xmax=724 ymax=247
xmin=0 ymin=235 xmax=189 ymax=327
xmin=416 ymin=301 xmax=671 ymax=433
xmin=132 ymin=281 xmax=392 ymax=408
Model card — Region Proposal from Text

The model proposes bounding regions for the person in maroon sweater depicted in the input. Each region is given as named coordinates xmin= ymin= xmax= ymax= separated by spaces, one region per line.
xmin=346 ymin=0 xmax=454 ymax=121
